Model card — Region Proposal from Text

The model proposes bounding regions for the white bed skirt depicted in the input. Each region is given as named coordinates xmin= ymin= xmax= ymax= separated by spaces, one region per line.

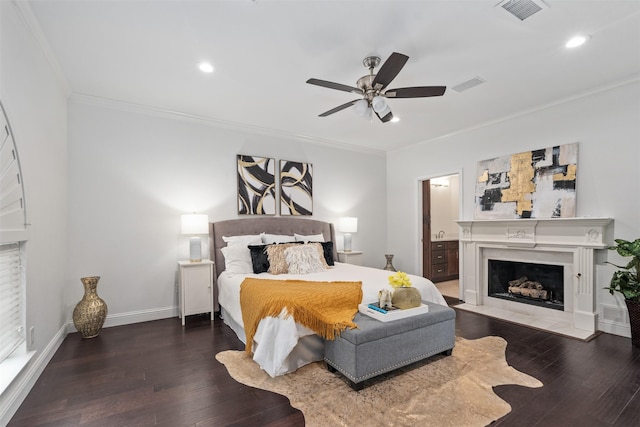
xmin=220 ymin=306 xmax=325 ymax=376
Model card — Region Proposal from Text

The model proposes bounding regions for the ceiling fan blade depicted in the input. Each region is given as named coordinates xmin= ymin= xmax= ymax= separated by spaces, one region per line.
xmin=319 ymin=99 xmax=359 ymax=117
xmin=371 ymin=52 xmax=409 ymax=91
xmin=306 ymin=78 xmax=363 ymax=95
xmin=375 ymin=110 xmax=394 ymax=123
xmin=385 ymin=86 xmax=446 ymax=98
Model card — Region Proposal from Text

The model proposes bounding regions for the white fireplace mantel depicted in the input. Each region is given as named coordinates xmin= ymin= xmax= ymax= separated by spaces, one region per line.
xmin=456 ymin=217 xmax=612 ymax=249
xmin=455 ymin=217 xmax=613 ymax=339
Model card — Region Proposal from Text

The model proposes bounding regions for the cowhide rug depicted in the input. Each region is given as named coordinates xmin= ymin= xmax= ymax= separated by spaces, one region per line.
xmin=216 ymin=336 xmax=542 ymax=426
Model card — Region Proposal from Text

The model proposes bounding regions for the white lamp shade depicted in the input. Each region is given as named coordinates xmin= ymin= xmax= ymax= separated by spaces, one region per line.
xmin=339 ymin=217 xmax=358 ymax=233
xmin=372 ymin=96 xmax=387 ymax=113
xmin=181 ymin=214 xmax=209 ymax=235
xmin=353 ymin=99 xmax=369 ymax=117
xmin=377 ymin=103 xmax=391 ymax=117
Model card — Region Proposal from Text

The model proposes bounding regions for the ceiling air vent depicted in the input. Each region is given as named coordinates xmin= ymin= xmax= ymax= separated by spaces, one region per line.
xmin=452 ymin=76 xmax=486 ymax=93
xmin=498 ymin=0 xmax=548 ymax=21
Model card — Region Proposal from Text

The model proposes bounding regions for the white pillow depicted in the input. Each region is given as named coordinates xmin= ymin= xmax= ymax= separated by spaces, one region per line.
xmin=262 ymin=233 xmax=296 ymax=244
xmin=285 ymin=244 xmax=326 ymax=274
xmin=221 ymin=244 xmax=254 ymax=275
xmin=222 ymin=233 xmax=263 ymax=247
xmin=294 ymin=232 xmax=325 ymax=243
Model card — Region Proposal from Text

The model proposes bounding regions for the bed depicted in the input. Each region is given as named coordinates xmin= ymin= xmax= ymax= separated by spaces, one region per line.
xmin=209 ymin=217 xmax=447 ymax=377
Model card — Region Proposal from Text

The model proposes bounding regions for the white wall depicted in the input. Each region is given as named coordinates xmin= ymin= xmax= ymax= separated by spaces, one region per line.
xmin=0 ymin=2 xmax=69 ymax=423
xmin=387 ymin=80 xmax=640 ymax=335
xmin=66 ymin=99 xmax=388 ymax=321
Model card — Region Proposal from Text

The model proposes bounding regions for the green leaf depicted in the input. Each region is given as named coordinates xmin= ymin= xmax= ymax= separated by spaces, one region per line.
xmin=612 ymin=238 xmax=640 ymax=258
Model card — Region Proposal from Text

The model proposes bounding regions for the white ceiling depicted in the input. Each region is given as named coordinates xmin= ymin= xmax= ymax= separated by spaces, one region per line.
xmin=24 ymin=0 xmax=640 ymax=152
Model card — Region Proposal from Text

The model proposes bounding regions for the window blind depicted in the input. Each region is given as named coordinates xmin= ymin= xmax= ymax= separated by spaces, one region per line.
xmin=0 ymin=242 xmax=24 ymax=363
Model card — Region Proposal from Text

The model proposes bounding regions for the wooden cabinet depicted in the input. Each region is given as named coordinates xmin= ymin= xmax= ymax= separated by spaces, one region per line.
xmin=178 ymin=260 xmax=214 ymax=325
xmin=430 ymin=240 xmax=458 ymax=282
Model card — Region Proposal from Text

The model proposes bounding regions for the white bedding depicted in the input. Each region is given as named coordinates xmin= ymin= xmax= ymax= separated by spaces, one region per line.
xmin=218 ymin=262 xmax=447 ymax=377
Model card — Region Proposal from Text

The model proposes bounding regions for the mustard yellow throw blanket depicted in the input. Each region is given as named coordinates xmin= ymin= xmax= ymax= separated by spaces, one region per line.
xmin=240 ymin=278 xmax=363 ymax=354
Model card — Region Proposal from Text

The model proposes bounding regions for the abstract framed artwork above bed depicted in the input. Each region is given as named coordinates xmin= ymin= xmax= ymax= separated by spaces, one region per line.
xmin=280 ymin=159 xmax=312 ymax=216
xmin=237 ymin=154 xmax=276 ymax=215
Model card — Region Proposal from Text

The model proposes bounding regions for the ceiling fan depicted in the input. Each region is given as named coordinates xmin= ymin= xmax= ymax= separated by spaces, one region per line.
xmin=306 ymin=52 xmax=446 ymax=123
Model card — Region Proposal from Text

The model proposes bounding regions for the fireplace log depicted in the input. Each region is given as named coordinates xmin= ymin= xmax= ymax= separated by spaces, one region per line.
xmin=507 ymin=279 xmax=550 ymax=300
xmin=520 ymin=282 xmax=533 ymax=297
xmin=508 ymin=277 xmax=529 ymax=295
xmin=508 ymin=276 xmax=528 ymax=287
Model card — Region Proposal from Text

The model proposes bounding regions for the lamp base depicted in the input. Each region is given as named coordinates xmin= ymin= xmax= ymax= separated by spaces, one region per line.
xmin=189 ymin=236 xmax=202 ymax=262
xmin=343 ymin=233 xmax=352 ymax=252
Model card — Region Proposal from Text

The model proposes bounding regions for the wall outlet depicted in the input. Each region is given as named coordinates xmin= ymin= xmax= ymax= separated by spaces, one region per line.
xmin=29 ymin=326 xmax=35 ymax=348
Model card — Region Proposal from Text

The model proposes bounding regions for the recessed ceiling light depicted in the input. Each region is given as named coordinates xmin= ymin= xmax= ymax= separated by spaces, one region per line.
xmin=565 ymin=35 xmax=590 ymax=48
xmin=390 ymin=117 xmax=400 ymax=123
xmin=198 ymin=62 xmax=214 ymax=73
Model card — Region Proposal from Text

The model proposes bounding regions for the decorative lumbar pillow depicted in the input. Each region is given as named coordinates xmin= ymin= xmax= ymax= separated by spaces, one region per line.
xmin=248 ymin=244 xmax=270 ymax=274
xmin=307 ymin=242 xmax=330 ymax=268
xmin=285 ymin=244 xmax=327 ymax=275
xmin=294 ymin=233 xmax=325 ymax=243
xmin=266 ymin=243 xmax=301 ymax=275
xmin=221 ymin=244 xmax=254 ymax=274
xmin=262 ymin=234 xmax=296 ymax=244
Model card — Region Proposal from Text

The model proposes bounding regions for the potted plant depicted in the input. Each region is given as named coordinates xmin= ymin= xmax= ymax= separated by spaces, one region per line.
xmin=606 ymin=238 xmax=640 ymax=347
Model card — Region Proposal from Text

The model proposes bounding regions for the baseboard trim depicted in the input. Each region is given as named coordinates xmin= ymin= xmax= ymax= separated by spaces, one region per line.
xmin=65 ymin=306 xmax=179 ymax=334
xmin=0 ymin=324 xmax=67 ymax=426
xmin=598 ymin=319 xmax=631 ymax=338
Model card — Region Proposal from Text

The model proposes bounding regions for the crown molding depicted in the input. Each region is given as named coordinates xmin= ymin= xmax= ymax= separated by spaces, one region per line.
xmin=11 ymin=0 xmax=72 ymax=97
xmin=396 ymin=74 xmax=640 ymax=154
xmin=69 ymin=93 xmax=386 ymax=157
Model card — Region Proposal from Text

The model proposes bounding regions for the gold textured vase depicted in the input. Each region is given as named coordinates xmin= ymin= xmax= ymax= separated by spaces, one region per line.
xmin=392 ymin=287 xmax=422 ymax=309
xmin=73 ymin=276 xmax=108 ymax=338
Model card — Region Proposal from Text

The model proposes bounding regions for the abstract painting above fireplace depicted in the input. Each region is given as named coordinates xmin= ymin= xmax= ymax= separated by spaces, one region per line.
xmin=474 ymin=142 xmax=578 ymax=219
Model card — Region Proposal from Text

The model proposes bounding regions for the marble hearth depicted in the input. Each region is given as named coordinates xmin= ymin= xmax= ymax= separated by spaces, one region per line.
xmin=455 ymin=218 xmax=612 ymax=340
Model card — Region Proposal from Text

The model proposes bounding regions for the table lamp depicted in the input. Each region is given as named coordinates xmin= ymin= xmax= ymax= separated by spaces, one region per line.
xmin=181 ymin=213 xmax=209 ymax=262
xmin=339 ymin=217 xmax=358 ymax=252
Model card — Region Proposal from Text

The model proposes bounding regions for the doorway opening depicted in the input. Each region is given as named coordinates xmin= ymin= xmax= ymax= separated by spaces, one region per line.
xmin=421 ymin=174 xmax=461 ymax=298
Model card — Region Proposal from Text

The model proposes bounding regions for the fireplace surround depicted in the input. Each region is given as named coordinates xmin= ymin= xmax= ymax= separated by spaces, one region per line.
xmin=456 ymin=218 xmax=612 ymax=339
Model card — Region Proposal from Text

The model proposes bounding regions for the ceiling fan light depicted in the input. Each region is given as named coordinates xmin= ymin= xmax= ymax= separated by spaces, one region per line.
xmin=378 ymin=104 xmax=391 ymax=117
xmin=353 ymin=99 xmax=369 ymax=116
xmin=372 ymin=96 xmax=387 ymax=113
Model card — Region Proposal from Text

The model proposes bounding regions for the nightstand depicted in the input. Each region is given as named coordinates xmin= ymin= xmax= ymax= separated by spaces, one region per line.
xmin=178 ymin=259 xmax=214 ymax=325
xmin=337 ymin=250 xmax=363 ymax=266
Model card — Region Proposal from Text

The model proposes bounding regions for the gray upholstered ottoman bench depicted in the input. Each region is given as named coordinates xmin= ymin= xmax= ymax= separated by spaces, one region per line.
xmin=324 ymin=301 xmax=456 ymax=390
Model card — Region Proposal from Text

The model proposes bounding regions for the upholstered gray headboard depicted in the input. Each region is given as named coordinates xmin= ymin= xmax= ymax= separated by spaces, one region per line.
xmin=209 ymin=217 xmax=338 ymax=279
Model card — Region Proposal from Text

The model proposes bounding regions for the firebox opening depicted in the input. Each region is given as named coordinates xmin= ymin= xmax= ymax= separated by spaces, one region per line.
xmin=488 ymin=259 xmax=564 ymax=311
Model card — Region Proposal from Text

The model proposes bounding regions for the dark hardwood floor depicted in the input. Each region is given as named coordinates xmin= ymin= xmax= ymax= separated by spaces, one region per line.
xmin=9 ymin=299 xmax=640 ymax=427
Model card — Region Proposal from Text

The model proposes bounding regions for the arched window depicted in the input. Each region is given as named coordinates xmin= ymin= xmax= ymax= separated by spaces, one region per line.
xmin=0 ymin=100 xmax=28 ymax=364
